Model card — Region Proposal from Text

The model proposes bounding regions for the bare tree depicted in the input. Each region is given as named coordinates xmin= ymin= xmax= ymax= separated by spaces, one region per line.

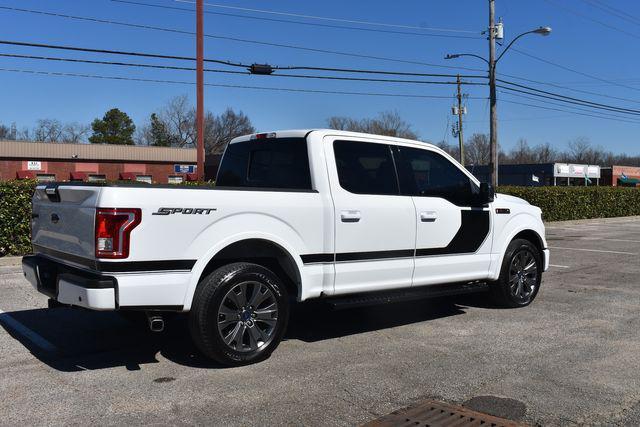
xmin=566 ymin=136 xmax=592 ymax=163
xmin=62 ymin=122 xmax=90 ymax=143
xmin=435 ymin=140 xmax=461 ymax=162
xmin=327 ymin=116 xmax=352 ymax=131
xmin=508 ymin=138 xmax=534 ymax=164
xmin=138 ymin=95 xmax=254 ymax=153
xmin=204 ymin=108 xmax=255 ymax=154
xmin=33 ymin=119 xmax=64 ymax=143
xmin=532 ymin=142 xmax=557 ymax=163
xmin=465 ymin=133 xmax=490 ymax=165
xmin=327 ymin=111 xmax=418 ymax=140
xmin=0 ymin=122 xmax=17 ymax=140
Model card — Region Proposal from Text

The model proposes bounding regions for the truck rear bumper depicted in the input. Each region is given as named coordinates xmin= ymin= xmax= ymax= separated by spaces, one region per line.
xmin=22 ymin=255 xmax=117 ymax=311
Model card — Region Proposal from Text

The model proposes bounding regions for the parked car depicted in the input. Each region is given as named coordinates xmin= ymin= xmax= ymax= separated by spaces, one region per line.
xmin=23 ymin=130 xmax=549 ymax=366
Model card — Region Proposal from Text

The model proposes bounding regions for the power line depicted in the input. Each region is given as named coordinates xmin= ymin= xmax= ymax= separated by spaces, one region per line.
xmin=112 ymin=0 xmax=482 ymax=40
xmin=0 ymin=52 xmax=488 ymax=86
xmin=0 ymin=67 xmax=488 ymax=100
xmin=5 ymin=39 xmax=638 ymax=117
xmin=579 ymin=0 xmax=640 ymax=27
xmin=0 ymin=52 xmax=248 ymax=74
xmin=544 ymin=0 xmax=640 ymax=40
xmin=498 ymin=71 xmax=640 ymax=105
xmin=498 ymin=90 xmax=640 ymax=122
xmin=0 ymin=5 xmax=486 ymax=73
xmin=0 ymin=39 xmax=245 ymax=67
xmin=499 ymin=90 xmax=640 ymax=123
xmin=497 ymin=80 xmax=640 ymax=115
xmin=499 ymin=97 xmax=640 ymax=125
xmin=175 ymin=0 xmax=479 ymax=34
xmin=498 ymin=86 xmax=640 ymax=117
xmin=0 ymin=39 xmax=487 ymax=79
xmin=511 ymin=47 xmax=640 ymax=93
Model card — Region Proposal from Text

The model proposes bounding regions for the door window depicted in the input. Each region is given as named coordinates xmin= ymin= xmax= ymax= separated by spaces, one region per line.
xmin=333 ymin=140 xmax=399 ymax=195
xmin=395 ymin=146 xmax=479 ymax=206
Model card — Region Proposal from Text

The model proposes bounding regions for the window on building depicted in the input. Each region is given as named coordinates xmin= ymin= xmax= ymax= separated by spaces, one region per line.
xmin=216 ymin=137 xmax=312 ymax=190
xmin=333 ymin=140 xmax=399 ymax=196
xmin=36 ymin=174 xmax=56 ymax=183
xmin=395 ymin=146 xmax=479 ymax=206
xmin=136 ymin=175 xmax=152 ymax=184
xmin=168 ymin=175 xmax=184 ymax=184
xmin=88 ymin=174 xmax=107 ymax=182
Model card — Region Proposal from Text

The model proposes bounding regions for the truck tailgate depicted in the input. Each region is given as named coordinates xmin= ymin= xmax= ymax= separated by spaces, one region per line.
xmin=31 ymin=185 xmax=101 ymax=260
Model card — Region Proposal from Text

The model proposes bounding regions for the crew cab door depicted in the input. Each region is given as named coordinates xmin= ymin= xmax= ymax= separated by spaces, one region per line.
xmin=324 ymin=136 xmax=416 ymax=295
xmin=393 ymin=145 xmax=492 ymax=286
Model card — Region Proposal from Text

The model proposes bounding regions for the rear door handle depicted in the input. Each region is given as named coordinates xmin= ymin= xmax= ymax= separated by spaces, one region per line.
xmin=420 ymin=211 xmax=438 ymax=222
xmin=341 ymin=210 xmax=361 ymax=223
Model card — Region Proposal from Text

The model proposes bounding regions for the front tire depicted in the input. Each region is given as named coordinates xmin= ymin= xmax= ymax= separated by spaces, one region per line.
xmin=189 ymin=262 xmax=289 ymax=366
xmin=490 ymin=238 xmax=542 ymax=308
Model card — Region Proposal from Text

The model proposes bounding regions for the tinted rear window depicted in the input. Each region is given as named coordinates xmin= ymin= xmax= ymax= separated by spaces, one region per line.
xmin=216 ymin=137 xmax=312 ymax=190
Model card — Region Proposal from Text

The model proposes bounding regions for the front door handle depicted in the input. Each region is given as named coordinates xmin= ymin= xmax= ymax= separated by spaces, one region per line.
xmin=420 ymin=211 xmax=438 ymax=222
xmin=341 ymin=210 xmax=361 ymax=223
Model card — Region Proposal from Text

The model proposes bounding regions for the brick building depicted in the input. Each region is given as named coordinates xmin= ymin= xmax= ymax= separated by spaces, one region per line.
xmin=601 ymin=165 xmax=640 ymax=187
xmin=0 ymin=140 xmax=197 ymax=184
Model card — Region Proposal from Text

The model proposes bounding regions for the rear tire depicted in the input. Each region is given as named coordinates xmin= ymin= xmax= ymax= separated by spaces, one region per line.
xmin=189 ymin=262 xmax=289 ymax=366
xmin=490 ymin=238 xmax=542 ymax=308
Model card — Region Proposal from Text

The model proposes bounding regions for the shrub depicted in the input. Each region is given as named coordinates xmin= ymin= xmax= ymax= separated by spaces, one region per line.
xmin=497 ymin=186 xmax=640 ymax=222
xmin=0 ymin=180 xmax=37 ymax=257
xmin=0 ymin=181 xmax=638 ymax=257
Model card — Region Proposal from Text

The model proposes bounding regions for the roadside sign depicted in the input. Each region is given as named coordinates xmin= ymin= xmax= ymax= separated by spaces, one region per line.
xmin=27 ymin=161 xmax=42 ymax=170
xmin=174 ymin=164 xmax=196 ymax=174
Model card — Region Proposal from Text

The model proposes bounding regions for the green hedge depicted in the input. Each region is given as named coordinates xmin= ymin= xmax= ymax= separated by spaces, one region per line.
xmin=498 ymin=186 xmax=640 ymax=222
xmin=0 ymin=180 xmax=37 ymax=257
xmin=0 ymin=181 xmax=638 ymax=256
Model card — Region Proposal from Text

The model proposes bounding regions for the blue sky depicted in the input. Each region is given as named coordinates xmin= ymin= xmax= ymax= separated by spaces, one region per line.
xmin=0 ymin=0 xmax=639 ymax=154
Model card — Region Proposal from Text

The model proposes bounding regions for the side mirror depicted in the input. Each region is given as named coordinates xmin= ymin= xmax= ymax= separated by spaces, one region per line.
xmin=479 ymin=182 xmax=495 ymax=205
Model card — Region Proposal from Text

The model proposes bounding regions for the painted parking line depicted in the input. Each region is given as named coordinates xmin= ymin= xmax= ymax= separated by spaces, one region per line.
xmin=580 ymin=237 xmax=640 ymax=244
xmin=548 ymin=246 xmax=638 ymax=256
xmin=0 ymin=309 xmax=57 ymax=353
xmin=549 ymin=264 xmax=570 ymax=268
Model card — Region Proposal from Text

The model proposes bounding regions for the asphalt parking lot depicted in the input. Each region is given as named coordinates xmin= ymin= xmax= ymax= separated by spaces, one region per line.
xmin=1 ymin=216 xmax=639 ymax=426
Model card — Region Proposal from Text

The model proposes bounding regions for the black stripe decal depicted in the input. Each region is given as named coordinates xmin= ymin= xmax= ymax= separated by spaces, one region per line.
xmin=336 ymin=249 xmax=414 ymax=262
xmin=416 ymin=210 xmax=490 ymax=257
xmin=33 ymin=244 xmax=195 ymax=273
xmin=301 ymin=210 xmax=490 ymax=264
xmin=119 ymin=305 xmax=184 ymax=311
xmin=98 ymin=260 xmax=196 ymax=273
xmin=300 ymin=254 xmax=334 ymax=264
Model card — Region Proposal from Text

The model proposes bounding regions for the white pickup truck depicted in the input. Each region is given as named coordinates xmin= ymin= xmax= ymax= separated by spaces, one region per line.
xmin=23 ymin=129 xmax=549 ymax=366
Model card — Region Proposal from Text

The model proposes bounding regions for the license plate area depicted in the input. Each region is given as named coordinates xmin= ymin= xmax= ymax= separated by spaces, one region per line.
xmin=36 ymin=259 xmax=59 ymax=298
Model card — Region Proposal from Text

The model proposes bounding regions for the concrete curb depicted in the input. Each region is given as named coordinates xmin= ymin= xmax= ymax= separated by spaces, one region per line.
xmin=545 ymin=215 xmax=640 ymax=226
xmin=0 ymin=256 xmax=23 ymax=267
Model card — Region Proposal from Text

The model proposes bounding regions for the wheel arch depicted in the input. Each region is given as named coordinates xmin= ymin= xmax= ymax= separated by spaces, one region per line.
xmin=183 ymin=237 xmax=302 ymax=311
xmin=490 ymin=212 xmax=547 ymax=280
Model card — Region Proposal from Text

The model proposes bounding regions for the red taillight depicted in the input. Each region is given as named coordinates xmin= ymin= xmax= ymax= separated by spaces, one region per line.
xmin=95 ymin=208 xmax=141 ymax=259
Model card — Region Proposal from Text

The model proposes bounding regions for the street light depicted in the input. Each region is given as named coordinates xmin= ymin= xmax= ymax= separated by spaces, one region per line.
xmin=445 ymin=24 xmax=551 ymax=188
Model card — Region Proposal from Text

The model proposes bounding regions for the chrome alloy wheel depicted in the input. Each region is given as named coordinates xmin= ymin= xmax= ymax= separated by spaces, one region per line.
xmin=217 ymin=281 xmax=279 ymax=352
xmin=508 ymin=249 xmax=538 ymax=301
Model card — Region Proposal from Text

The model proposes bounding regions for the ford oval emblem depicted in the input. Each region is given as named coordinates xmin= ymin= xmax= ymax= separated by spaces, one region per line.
xmin=51 ymin=213 xmax=60 ymax=224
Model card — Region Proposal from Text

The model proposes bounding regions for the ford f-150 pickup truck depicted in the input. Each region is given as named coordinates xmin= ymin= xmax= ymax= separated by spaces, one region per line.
xmin=23 ymin=129 xmax=549 ymax=366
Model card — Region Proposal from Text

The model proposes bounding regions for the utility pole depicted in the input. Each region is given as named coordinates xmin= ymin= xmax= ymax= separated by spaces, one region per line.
xmin=456 ymin=74 xmax=465 ymax=166
xmin=488 ymin=0 xmax=498 ymax=188
xmin=196 ymin=0 xmax=205 ymax=181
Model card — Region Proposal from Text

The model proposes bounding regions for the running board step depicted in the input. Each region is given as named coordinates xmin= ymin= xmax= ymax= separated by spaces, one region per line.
xmin=325 ymin=281 xmax=489 ymax=310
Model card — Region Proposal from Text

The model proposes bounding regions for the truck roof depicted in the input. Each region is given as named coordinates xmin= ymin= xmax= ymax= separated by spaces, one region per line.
xmin=230 ymin=129 xmax=437 ymax=150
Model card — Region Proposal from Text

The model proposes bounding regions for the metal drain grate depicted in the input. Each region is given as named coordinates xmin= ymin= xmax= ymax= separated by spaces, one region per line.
xmin=363 ymin=400 xmax=526 ymax=427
